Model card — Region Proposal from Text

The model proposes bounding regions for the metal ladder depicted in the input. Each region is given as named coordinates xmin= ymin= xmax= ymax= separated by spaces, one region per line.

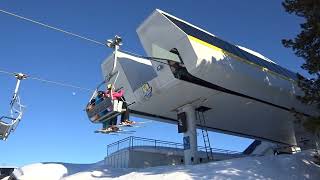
xmin=196 ymin=109 xmax=214 ymax=161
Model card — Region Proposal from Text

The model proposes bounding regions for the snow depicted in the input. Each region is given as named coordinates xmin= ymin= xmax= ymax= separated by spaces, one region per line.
xmin=11 ymin=163 xmax=68 ymax=180
xmin=8 ymin=150 xmax=320 ymax=180
xmin=236 ymin=45 xmax=277 ymax=64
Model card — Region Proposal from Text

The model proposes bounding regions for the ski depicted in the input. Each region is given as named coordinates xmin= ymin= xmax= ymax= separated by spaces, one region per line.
xmin=120 ymin=124 xmax=146 ymax=128
xmin=117 ymin=120 xmax=152 ymax=127
xmin=94 ymin=129 xmax=136 ymax=135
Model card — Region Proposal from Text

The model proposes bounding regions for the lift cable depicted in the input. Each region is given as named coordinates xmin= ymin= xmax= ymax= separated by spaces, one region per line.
xmin=0 ymin=9 xmax=105 ymax=47
xmin=119 ymin=50 xmax=172 ymax=66
xmin=0 ymin=69 xmax=15 ymax=76
xmin=0 ymin=9 xmax=174 ymax=66
xmin=0 ymin=9 xmax=174 ymax=92
xmin=0 ymin=69 xmax=93 ymax=92
xmin=0 ymin=9 xmax=173 ymax=64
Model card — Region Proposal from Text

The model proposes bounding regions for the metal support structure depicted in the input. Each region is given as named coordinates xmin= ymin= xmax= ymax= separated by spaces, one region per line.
xmin=106 ymin=35 xmax=122 ymax=80
xmin=11 ymin=73 xmax=27 ymax=107
xmin=179 ymin=104 xmax=198 ymax=165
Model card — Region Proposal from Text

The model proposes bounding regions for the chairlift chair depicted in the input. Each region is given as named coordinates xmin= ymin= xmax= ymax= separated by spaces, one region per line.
xmin=86 ymin=90 xmax=125 ymax=123
xmin=86 ymin=35 xmax=126 ymax=124
xmin=86 ymin=76 xmax=125 ymax=124
xmin=0 ymin=73 xmax=26 ymax=141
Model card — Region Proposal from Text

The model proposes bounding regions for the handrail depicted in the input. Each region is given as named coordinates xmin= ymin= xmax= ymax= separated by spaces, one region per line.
xmin=106 ymin=136 xmax=242 ymax=156
xmin=107 ymin=136 xmax=131 ymax=147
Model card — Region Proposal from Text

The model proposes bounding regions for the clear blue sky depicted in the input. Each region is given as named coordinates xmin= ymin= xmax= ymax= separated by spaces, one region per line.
xmin=0 ymin=0 xmax=305 ymax=166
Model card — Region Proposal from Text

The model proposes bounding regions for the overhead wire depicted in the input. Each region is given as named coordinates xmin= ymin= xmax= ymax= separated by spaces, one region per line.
xmin=0 ymin=9 xmax=106 ymax=47
xmin=0 ymin=9 xmax=174 ymax=93
xmin=0 ymin=69 xmax=16 ymax=76
xmin=29 ymin=76 xmax=93 ymax=92
xmin=0 ymin=9 xmax=103 ymax=92
xmin=0 ymin=68 xmax=93 ymax=92
xmin=0 ymin=9 xmax=174 ymax=65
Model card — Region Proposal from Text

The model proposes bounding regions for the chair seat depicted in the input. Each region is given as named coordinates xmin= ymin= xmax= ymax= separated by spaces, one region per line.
xmin=0 ymin=116 xmax=16 ymax=140
xmin=87 ymin=98 xmax=126 ymax=123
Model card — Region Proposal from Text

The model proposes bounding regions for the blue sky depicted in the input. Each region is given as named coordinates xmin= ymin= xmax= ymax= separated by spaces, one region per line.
xmin=0 ymin=1 xmax=304 ymax=166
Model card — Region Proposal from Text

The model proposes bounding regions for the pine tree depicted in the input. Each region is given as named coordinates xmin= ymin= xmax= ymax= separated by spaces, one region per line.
xmin=282 ymin=0 xmax=320 ymax=155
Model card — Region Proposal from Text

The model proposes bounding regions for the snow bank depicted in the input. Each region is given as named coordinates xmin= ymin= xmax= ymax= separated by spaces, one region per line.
xmin=12 ymin=163 xmax=67 ymax=180
xmin=11 ymin=150 xmax=320 ymax=180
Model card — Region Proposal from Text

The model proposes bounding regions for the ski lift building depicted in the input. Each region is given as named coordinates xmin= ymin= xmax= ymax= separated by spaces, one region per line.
xmin=101 ymin=9 xmax=318 ymax=159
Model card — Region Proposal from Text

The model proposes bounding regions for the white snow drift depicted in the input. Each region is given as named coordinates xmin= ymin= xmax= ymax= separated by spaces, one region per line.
xmin=9 ymin=150 xmax=320 ymax=180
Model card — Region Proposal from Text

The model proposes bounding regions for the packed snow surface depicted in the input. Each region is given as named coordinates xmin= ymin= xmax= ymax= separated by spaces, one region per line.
xmin=9 ymin=150 xmax=320 ymax=180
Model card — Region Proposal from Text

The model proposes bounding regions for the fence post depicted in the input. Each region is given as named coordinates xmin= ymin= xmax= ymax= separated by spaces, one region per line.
xmin=131 ymin=136 xmax=134 ymax=149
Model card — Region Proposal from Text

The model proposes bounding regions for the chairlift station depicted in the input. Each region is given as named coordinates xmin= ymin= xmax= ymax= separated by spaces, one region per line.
xmin=101 ymin=9 xmax=318 ymax=164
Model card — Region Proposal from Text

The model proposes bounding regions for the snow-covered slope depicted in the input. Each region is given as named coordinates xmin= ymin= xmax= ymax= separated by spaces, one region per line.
xmin=9 ymin=150 xmax=320 ymax=180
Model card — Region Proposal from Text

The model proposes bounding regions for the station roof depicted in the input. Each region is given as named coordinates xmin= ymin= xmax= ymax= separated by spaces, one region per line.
xmin=160 ymin=11 xmax=298 ymax=81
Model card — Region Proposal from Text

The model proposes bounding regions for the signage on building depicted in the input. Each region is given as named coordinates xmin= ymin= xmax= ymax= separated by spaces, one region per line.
xmin=142 ymin=83 xmax=152 ymax=99
xmin=177 ymin=112 xmax=187 ymax=133
xmin=183 ymin=136 xmax=190 ymax=150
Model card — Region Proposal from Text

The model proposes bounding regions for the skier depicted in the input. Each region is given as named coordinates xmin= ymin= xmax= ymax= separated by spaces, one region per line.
xmin=102 ymin=84 xmax=134 ymax=132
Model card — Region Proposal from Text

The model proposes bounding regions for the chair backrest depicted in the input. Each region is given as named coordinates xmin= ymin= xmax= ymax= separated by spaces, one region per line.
xmin=86 ymin=97 xmax=126 ymax=123
xmin=0 ymin=119 xmax=13 ymax=140
xmin=87 ymin=97 xmax=114 ymax=122
xmin=0 ymin=116 xmax=18 ymax=140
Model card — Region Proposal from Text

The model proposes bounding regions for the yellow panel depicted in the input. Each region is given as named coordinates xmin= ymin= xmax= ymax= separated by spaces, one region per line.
xmin=188 ymin=35 xmax=294 ymax=83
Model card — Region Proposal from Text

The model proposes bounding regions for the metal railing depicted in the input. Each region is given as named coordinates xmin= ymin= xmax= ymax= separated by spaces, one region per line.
xmin=106 ymin=136 xmax=241 ymax=156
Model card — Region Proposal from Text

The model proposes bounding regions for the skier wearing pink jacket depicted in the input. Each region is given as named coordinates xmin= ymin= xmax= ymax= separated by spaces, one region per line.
xmin=103 ymin=84 xmax=133 ymax=132
xmin=105 ymin=89 xmax=124 ymax=100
